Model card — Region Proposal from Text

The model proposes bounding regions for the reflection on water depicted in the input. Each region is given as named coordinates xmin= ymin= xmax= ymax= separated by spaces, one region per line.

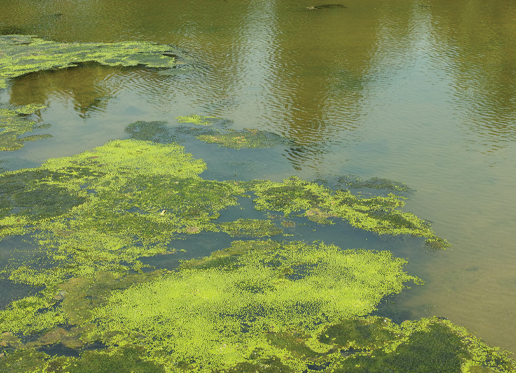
xmin=1 ymin=0 xmax=516 ymax=355
xmin=10 ymin=63 xmax=124 ymax=119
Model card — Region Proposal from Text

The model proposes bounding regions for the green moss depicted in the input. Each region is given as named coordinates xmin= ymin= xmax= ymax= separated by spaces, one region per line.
xmin=0 ymin=104 xmax=50 ymax=151
xmin=0 ymin=35 xmax=190 ymax=90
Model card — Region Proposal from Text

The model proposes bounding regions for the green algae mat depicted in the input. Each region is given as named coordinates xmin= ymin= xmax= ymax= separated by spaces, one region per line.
xmin=0 ymin=139 xmax=514 ymax=372
xmin=0 ymin=35 xmax=515 ymax=372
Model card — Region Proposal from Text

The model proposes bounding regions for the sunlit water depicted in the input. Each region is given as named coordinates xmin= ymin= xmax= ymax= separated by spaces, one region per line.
xmin=1 ymin=0 xmax=516 ymax=355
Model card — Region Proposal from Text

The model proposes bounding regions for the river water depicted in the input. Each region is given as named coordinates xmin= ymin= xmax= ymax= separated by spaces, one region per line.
xmin=1 ymin=0 xmax=516 ymax=356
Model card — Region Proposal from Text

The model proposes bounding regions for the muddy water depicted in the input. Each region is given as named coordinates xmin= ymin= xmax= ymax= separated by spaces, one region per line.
xmin=1 ymin=0 xmax=516 ymax=355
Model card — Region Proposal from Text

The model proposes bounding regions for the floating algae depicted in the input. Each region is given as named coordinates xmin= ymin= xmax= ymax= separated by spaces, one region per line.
xmin=0 ymin=35 xmax=192 ymax=150
xmin=0 ymin=104 xmax=50 ymax=151
xmin=247 ymin=176 xmax=449 ymax=249
xmin=0 ymin=138 xmax=451 ymax=288
xmin=175 ymin=115 xmax=229 ymax=126
xmin=0 ymin=139 xmax=248 ymax=286
xmin=0 ymin=35 xmax=190 ymax=90
xmin=0 ymin=241 xmax=514 ymax=372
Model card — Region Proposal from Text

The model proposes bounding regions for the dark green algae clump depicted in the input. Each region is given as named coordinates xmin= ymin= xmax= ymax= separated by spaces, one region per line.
xmin=0 ymin=139 xmax=513 ymax=371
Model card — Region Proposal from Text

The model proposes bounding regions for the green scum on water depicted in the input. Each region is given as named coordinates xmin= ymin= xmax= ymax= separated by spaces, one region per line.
xmin=0 ymin=34 xmax=513 ymax=372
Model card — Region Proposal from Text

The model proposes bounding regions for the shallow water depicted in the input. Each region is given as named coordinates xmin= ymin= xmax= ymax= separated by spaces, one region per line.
xmin=1 ymin=0 xmax=516 ymax=355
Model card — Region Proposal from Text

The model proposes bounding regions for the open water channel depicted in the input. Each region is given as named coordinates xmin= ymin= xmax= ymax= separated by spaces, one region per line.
xmin=1 ymin=0 xmax=516 ymax=360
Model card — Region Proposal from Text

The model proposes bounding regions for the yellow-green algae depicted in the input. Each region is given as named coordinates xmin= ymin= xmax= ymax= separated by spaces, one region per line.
xmin=175 ymin=115 xmax=222 ymax=126
xmin=0 ymin=241 xmax=514 ymax=372
xmin=0 ymin=104 xmax=50 ymax=151
xmin=0 ymin=139 xmax=250 ymax=285
xmin=0 ymin=35 xmax=189 ymax=90
xmin=247 ymin=176 xmax=449 ymax=249
xmin=1 ymin=137 xmax=507 ymax=372
xmin=0 ymin=138 xmax=449 ymax=287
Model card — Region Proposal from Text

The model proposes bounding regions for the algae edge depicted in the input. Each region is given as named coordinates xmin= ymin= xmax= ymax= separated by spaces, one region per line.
xmin=0 ymin=35 xmax=189 ymax=90
xmin=0 ymin=104 xmax=50 ymax=151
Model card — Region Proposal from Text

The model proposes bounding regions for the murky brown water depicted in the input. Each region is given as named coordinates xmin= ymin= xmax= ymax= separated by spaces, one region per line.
xmin=2 ymin=0 xmax=516 ymax=355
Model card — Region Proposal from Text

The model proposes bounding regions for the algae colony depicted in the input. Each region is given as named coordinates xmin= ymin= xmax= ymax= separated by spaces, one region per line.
xmin=0 ymin=35 xmax=515 ymax=372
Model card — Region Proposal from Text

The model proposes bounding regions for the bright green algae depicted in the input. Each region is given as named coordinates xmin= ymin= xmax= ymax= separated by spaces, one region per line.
xmin=0 ymin=241 xmax=514 ymax=372
xmin=0 ymin=138 xmax=448 ymax=286
xmin=0 ymin=138 xmax=509 ymax=372
xmin=0 ymin=139 xmax=249 ymax=285
xmin=0 ymin=35 xmax=189 ymax=90
xmin=0 ymin=104 xmax=50 ymax=151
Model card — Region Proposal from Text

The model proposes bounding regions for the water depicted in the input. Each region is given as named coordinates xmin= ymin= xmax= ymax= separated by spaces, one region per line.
xmin=1 ymin=0 xmax=516 ymax=355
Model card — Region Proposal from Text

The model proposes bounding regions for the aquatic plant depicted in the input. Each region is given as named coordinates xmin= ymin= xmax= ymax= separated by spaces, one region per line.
xmin=175 ymin=114 xmax=223 ymax=126
xmin=0 ymin=104 xmax=50 ymax=151
xmin=0 ymin=35 xmax=190 ymax=90
xmin=0 ymin=139 xmax=248 ymax=286
xmin=0 ymin=241 xmax=513 ymax=372
xmin=197 ymin=128 xmax=293 ymax=149
xmin=0 ymin=240 xmax=418 ymax=370
xmin=0 ymin=135 xmax=452 ymax=288
xmin=247 ymin=176 xmax=449 ymax=249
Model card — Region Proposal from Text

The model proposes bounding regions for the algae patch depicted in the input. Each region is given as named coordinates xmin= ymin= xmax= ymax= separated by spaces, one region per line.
xmin=0 ymin=138 xmax=449 ymax=287
xmin=0 ymin=104 xmax=50 ymax=151
xmin=0 ymin=242 xmax=514 ymax=372
xmin=197 ymin=128 xmax=294 ymax=149
xmin=0 ymin=35 xmax=191 ymax=90
xmin=0 ymin=139 xmax=247 ymax=285
xmin=173 ymin=115 xmax=294 ymax=149
xmin=247 ymin=176 xmax=449 ymax=249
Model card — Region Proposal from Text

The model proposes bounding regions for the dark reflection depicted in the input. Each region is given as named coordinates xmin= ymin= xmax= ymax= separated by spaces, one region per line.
xmin=9 ymin=63 xmax=126 ymax=119
xmin=428 ymin=0 xmax=516 ymax=149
